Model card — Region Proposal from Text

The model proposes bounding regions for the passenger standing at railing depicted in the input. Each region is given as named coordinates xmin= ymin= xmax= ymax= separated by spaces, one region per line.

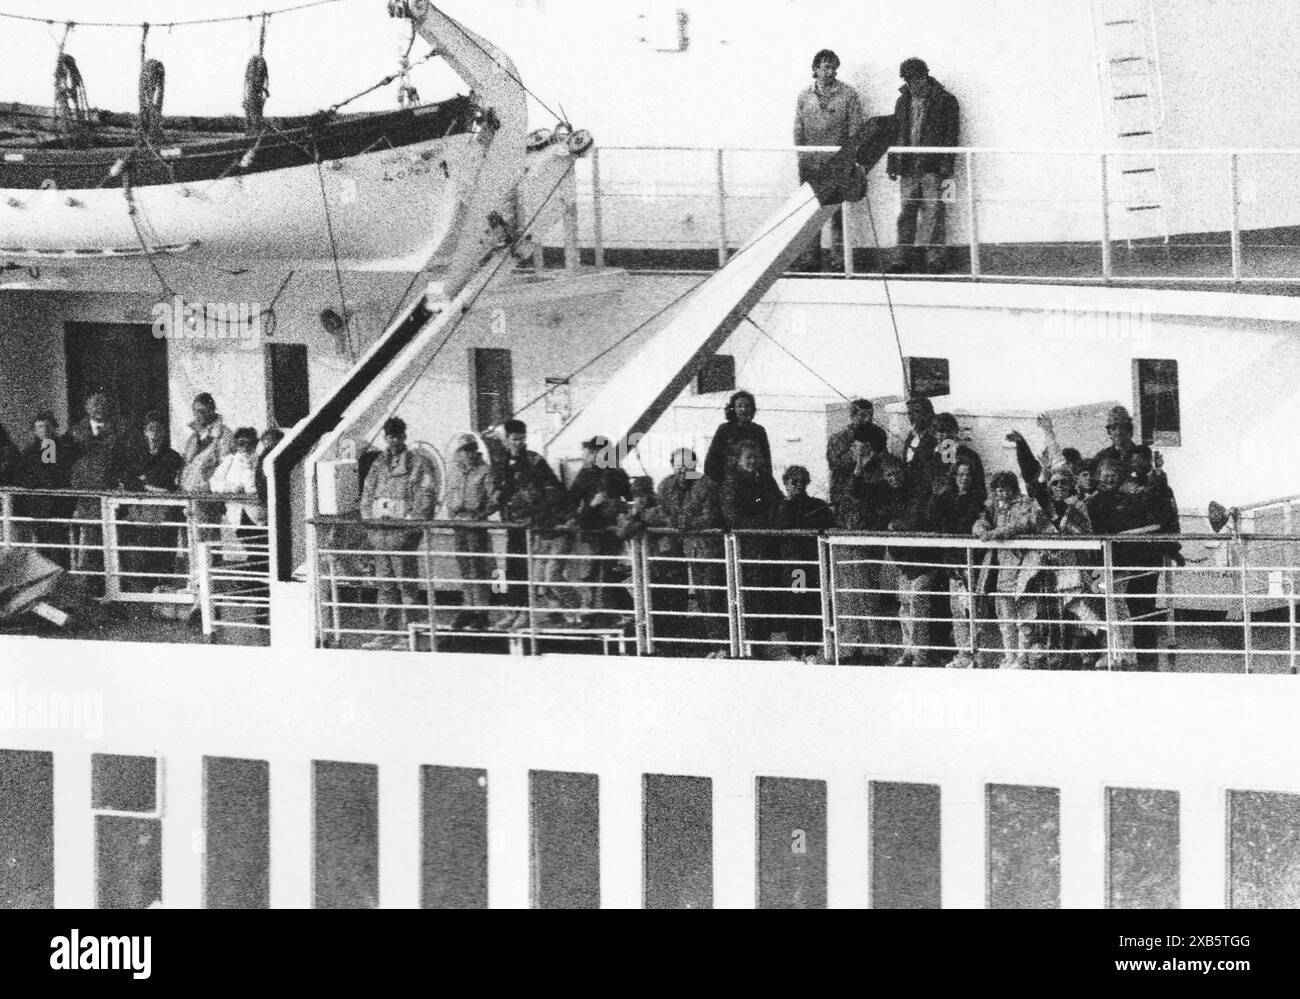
xmin=929 ymin=459 xmax=989 ymax=668
xmin=490 ymin=419 xmax=576 ymax=631
xmin=122 ymin=412 xmax=184 ymax=593
xmin=358 ymin=417 xmax=438 ymax=649
xmin=14 ymin=411 xmax=75 ymax=568
xmin=931 ymin=413 xmax=986 ymax=506
xmin=974 ymin=472 xmax=1053 ymax=669
xmin=180 ymin=393 xmax=235 ymax=553
xmin=1093 ymin=406 xmax=1152 ymax=476
xmin=703 ymin=391 xmax=771 ymax=485
xmin=567 ymin=435 xmax=631 ymax=621
xmin=1088 ymin=456 xmax=1165 ymax=671
xmin=774 ymin=465 xmax=835 ymax=661
xmin=884 ymin=455 xmax=943 ymax=667
xmin=832 ymin=426 xmax=895 ymax=664
xmin=886 ymin=58 xmax=959 ymax=275
xmin=793 ymin=48 xmax=864 ymax=272
xmin=651 ymin=448 xmax=726 ymax=655
xmin=1040 ymin=465 xmax=1104 ymax=670
xmin=209 ymin=428 xmax=265 ymax=543
xmin=68 ymin=391 xmax=128 ymax=597
xmin=443 ymin=434 xmax=495 ymax=632
xmin=720 ymin=440 xmax=784 ymax=655
xmin=899 ymin=396 xmax=938 ymax=474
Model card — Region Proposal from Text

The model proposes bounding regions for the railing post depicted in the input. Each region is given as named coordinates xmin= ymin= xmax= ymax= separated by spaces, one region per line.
xmin=1288 ymin=577 xmax=1297 ymax=676
xmin=197 ymin=541 xmax=215 ymax=639
xmin=841 ymin=201 xmax=854 ymax=277
xmin=631 ymin=535 xmax=650 ymax=656
xmin=525 ymin=527 xmax=538 ymax=657
xmin=0 ymin=490 xmax=12 ymax=546
xmin=1240 ymin=538 xmax=1252 ymax=674
xmin=1100 ymin=153 xmax=1113 ymax=283
xmin=423 ymin=528 xmax=439 ymax=654
xmin=715 ymin=148 xmax=729 ymax=268
xmin=818 ymin=536 xmax=834 ymax=662
xmin=725 ymin=533 xmax=742 ymax=659
xmin=966 ymin=545 xmax=978 ymax=662
xmin=101 ymin=496 xmax=120 ymax=601
xmin=590 ymin=146 xmax=605 ymax=269
xmin=328 ymin=554 xmax=343 ymax=648
xmin=1102 ymin=540 xmax=1117 ymax=670
xmin=1229 ymin=152 xmax=1242 ymax=283
xmin=965 ymin=150 xmax=980 ymax=279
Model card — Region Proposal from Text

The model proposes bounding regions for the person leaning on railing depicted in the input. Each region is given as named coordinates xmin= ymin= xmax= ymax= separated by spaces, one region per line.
xmin=720 ymin=439 xmax=784 ymax=655
xmin=357 ymin=417 xmax=438 ymax=649
xmin=68 ymin=391 xmax=129 ymax=597
xmin=1041 ymin=463 xmax=1106 ymax=670
xmin=773 ymin=465 xmax=835 ymax=661
xmin=180 ymin=392 xmax=235 ymax=550
xmin=884 ymin=454 xmax=945 ymax=668
xmin=974 ymin=471 xmax=1053 ymax=670
xmin=13 ymin=411 xmax=76 ymax=568
xmin=121 ymin=412 xmax=184 ymax=593
xmin=567 ymin=435 xmax=631 ymax=621
xmin=927 ymin=457 xmax=987 ymax=669
xmin=443 ymin=433 xmax=495 ymax=632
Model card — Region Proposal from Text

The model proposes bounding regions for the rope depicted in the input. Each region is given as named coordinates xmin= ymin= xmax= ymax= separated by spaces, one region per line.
xmin=743 ymin=315 xmax=851 ymax=401
xmin=0 ymin=0 xmax=349 ymax=30
xmin=52 ymin=51 xmax=90 ymax=147
xmin=314 ymin=152 xmax=354 ymax=360
xmin=861 ymin=193 xmax=911 ymax=396
xmin=138 ymin=59 xmax=165 ymax=143
xmin=242 ymin=13 xmax=271 ymax=133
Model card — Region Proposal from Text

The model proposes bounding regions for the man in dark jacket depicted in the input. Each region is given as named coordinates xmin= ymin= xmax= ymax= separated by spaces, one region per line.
xmin=886 ymin=57 xmax=960 ymax=274
xmin=68 ymin=391 xmax=128 ymax=595
xmin=568 ymin=435 xmax=631 ymax=617
xmin=15 ymin=411 xmax=76 ymax=568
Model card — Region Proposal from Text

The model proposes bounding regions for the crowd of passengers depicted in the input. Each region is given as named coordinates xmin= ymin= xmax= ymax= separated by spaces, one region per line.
xmin=358 ymin=392 xmax=1180 ymax=669
xmin=0 ymin=391 xmax=282 ymax=597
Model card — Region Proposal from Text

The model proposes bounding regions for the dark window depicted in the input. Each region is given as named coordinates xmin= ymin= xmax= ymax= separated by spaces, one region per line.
xmin=756 ymin=776 xmax=827 ymax=909
xmin=313 ymin=761 xmax=379 ymax=909
xmin=64 ymin=323 xmax=168 ymax=439
xmin=421 ymin=765 xmax=488 ymax=909
xmin=0 ymin=750 xmax=53 ymax=909
xmin=204 ymin=757 xmax=270 ymax=909
xmin=696 ymin=354 xmax=736 ymax=395
xmin=1228 ymin=789 xmax=1300 ymax=908
xmin=870 ymin=781 xmax=941 ymax=909
xmin=643 ymin=774 xmax=712 ymax=909
xmin=96 ymin=816 xmax=161 ymax=909
xmin=1134 ymin=358 xmax=1180 ymax=446
xmin=91 ymin=754 xmax=158 ymax=814
xmin=904 ymin=356 xmax=950 ymax=399
xmin=470 ymin=348 xmax=514 ymax=431
xmin=529 ymin=770 xmax=599 ymax=909
xmin=1107 ymin=787 xmax=1179 ymax=909
xmin=986 ymin=784 xmax=1060 ymax=909
xmin=267 ymin=343 xmax=310 ymax=430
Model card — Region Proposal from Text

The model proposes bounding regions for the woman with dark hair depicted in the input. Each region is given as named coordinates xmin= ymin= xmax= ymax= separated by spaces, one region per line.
xmin=720 ymin=438 xmax=783 ymax=656
xmin=974 ymin=470 xmax=1052 ymax=669
xmin=703 ymin=390 xmax=772 ymax=483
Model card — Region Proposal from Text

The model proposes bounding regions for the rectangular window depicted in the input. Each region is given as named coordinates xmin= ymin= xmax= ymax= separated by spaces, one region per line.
xmin=1228 ymin=789 xmax=1300 ymax=908
xmin=0 ymin=750 xmax=53 ymax=909
xmin=695 ymin=354 xmax=735 ymax=396
xmin=267 ymin=342 xmax=311 ymax=430
xmin=904 ymin=356 xmax=950 ymax=399
xmin=421 ymin=765 xmax=488 ymax=910
xmin=756 ymin=776 xmax=827 ymax=909
xmin=870 ymin=781 xmax=941 ymax=909
xmin=470 ymin=348 xmax=514 ymax=432
xmin=1106 ymin=788 xmax=1179 ymax=909
xmin=986 ymin=784 xmax=1060 ymax=909
xmin=643 ymin=774 xmax=712 ymax=909
xmin=204 ymin=756 xmax=270 ymax=909
xmin=529 ymin=770 xmax=600 ymax=909
xmin=1133 ymin=358 xmax=1181 ymax=446
xmin=313 ymin=761 xmax=379 ymax=909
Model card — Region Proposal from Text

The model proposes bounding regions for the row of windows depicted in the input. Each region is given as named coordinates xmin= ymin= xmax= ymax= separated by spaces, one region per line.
xmin=2 ymin=750 xmax=1292 ymax=908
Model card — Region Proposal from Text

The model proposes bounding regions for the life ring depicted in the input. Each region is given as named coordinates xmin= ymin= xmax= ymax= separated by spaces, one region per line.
xmin=525 ymin=127 xmax=553 ymax=151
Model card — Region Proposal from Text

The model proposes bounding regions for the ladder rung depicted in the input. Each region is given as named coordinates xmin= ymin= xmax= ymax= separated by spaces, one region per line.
xmin=1118 ymin=130 xmax=1154 ymax=137
xmin=1109 ymin=56 xmax=1145 ymax=63
xmin=1114 ymin=93 xmax=1149 ymax=100
xmin=1105 ymin=18 xmax=1139 ymax=25
xmin=1126 ymin=204 xmax=1162 ymax=212
xmin=1121 ymin=167 xmax=1157 ymax=175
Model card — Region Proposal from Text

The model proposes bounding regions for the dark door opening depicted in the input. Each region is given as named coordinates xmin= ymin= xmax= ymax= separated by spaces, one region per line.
xmin=267 ymin=343 xmax=311 ymax=431
xmin=64 ymin=323 xmax=169 ymax=439
xmin=470 ymin=347 xmax=514 ymax=432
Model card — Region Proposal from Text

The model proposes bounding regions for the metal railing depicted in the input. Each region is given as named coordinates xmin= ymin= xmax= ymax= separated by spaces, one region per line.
xmin=554 ymin=144 xmax=1300 ymax=284
xmin=308 ymin=516 xmax=1300 ymax=674
xmin=0 ymin=486 xmax=270 ymax=638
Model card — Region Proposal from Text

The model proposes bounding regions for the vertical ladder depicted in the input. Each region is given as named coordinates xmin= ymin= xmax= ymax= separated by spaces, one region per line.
xmin=1093 ymin=0 xmax=1170 ymax=250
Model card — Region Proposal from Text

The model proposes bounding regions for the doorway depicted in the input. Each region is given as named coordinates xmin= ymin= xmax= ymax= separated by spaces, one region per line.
xmin=64 ymin=323 xmax=169 ymax=437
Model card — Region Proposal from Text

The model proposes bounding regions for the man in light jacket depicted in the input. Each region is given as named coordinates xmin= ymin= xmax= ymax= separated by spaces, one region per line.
xmin=443 ymin=434 xmax=495 ymax=631
xmin=359 ymin=416 xmax=438 ymax=649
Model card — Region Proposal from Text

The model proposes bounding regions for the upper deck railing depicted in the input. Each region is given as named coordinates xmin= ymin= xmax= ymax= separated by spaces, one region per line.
xmin=541 ymin=144 xmax=1300 ymax=284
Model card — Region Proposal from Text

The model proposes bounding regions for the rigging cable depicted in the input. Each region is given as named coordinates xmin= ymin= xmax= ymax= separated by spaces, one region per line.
xmin=0 ymin=0 xmax=349 ymax=30
xmin=742 ymin=315 xmax=852 ymax=402
xmin=860 ymin=191 xmax=912 ymax=397
xmin=314 ymin=152 xmax=355 ymax=360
